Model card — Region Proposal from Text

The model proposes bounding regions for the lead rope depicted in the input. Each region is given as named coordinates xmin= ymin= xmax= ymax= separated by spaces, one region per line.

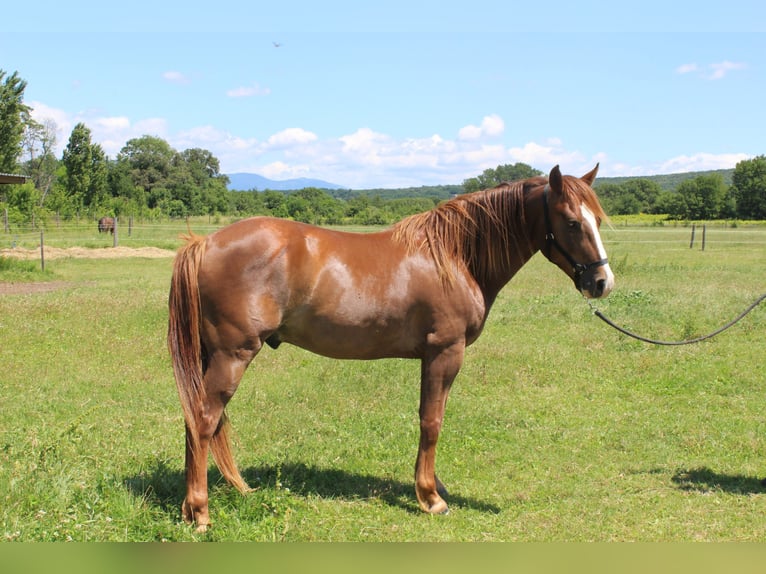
xmin=585 ymin=292 xmax=766 ymax=346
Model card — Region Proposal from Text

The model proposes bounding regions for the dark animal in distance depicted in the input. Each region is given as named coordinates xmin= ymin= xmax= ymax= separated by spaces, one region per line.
xmin=98 ymin=217 xmax=115 ymax=235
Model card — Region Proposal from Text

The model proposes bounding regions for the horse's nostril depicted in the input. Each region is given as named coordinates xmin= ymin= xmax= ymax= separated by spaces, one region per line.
xmin=595 ymin=278 xmax=606 ymax=296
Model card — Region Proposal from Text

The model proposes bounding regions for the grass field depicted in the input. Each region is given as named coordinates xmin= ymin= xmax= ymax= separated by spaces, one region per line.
xmin=1 ymin=221 xmax=765 ymax=541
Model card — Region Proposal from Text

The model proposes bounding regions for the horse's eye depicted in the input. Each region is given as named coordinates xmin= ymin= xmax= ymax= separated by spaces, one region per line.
xmin=567 ymin=220 xmax=581 ymax=231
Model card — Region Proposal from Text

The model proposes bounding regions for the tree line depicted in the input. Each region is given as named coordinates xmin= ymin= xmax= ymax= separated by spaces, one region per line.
xmin=459 ymin=161 xmax=766 ymax=221
xmin=593 ymin=166 xmax=766 ymax=220
xmin=2 ymin=68 xmax=765 ymax=226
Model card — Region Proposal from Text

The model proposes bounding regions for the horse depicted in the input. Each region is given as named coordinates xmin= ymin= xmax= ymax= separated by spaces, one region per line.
xmin=98 ymin=217 xmax=115 ymax=234
xmin=167 ymin=164 xmax=614 ymax=531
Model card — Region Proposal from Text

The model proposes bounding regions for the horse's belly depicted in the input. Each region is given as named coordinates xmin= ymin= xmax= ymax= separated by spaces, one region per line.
xmin=277 ymin=311 xmax=422 ymax=360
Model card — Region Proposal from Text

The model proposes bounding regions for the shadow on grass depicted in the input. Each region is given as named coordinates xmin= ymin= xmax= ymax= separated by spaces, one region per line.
xmin=671 ymin=467 xmax=766 ymax=495
xmin=123 ymin=458 xmax=186 ymax=516
xmin=241 ymin=462 xmax=501 ymax=513
xmin=124 ymin=459 xmax=501 ymax=517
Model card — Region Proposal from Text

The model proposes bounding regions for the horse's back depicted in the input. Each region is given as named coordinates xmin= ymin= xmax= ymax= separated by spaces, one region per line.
xmin=201 ymin=217 xmax=401 ymax=289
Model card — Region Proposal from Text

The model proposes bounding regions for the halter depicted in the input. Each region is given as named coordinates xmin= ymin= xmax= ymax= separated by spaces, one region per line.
xmin=542 ymin=185 xmax=608 ymax=290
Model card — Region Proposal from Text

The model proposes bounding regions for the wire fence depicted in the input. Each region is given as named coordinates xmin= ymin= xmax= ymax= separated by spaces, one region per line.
xmin=3 ymin=215 xmax=766 ymax=272
xmin=1 ymin=216 xmax=227 ymax=250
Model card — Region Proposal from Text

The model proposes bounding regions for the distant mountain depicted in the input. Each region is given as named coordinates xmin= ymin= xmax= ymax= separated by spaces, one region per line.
xmin=595 ymin=168 xmax=734 ymax=192
xmin=226 ymin=172 xmax=345 ymax=191
xmin=227 ymin=167 xmax=737 ymax=196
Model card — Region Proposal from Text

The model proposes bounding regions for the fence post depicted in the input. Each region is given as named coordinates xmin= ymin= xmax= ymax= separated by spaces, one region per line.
xmin=689 ymin=224 xmax=696 ymax=249
xmin=113 ymin=216 xmax=118 ymax=248
xmin=40 ymin=229 xmax=45 ymax=272
xmin=701 ymin=224 xmax=706 ymax=251
xmin=3 ymin=208 xmax=8 ymax=233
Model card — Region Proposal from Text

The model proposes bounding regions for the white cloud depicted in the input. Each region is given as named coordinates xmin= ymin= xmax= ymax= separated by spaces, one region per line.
xmin=677 ymin=61 xmax=746 ymax=80
xmin=28 ymin=101 xmax=73 ymax=137
xmin=162 ymin=71 xmax=190 ymax=84
xmin=266 ymin=128 xmax=318 ymax=149
xmin=18 ymin=103 xmax=752 ymax=189
xmin=259 ymin=161 xmax=311 ymax=180
xmin=93 ymin=116 xmax=131 ymax=130
xmin=458 ymin=114 xmax=505 ymax=141
xmin=659 ymin=152 xmax=750 ymax=173
xmin=676 ymin=63 xmax=698 ymax=75
xmin=340 ymin=127 xmax=389 ymax=151
xmin=508 ymin=139 xmax=585 ymax=170
xmin=27 ymin=101 xmax=170 ymax=157
xmin=226 ymin=83 xmax=271 ymax=97
xmin=707 ymin=61 xmax=747 ymax=80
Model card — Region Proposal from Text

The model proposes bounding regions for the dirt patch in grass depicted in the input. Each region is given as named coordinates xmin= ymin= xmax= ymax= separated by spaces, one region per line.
xmin=1 ymin=246 xmax=175 ymax=296
xmin=0 ymin=246 xmax=175 ymax=261
xmin=0 ymin=281 xmax=75 ymax=295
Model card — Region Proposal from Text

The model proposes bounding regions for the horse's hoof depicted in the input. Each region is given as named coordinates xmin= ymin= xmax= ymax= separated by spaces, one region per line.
xmin=194 ymin=523 xmax=209 ymax=534
xmin=426 ymin=499 xmax=450 ymax=515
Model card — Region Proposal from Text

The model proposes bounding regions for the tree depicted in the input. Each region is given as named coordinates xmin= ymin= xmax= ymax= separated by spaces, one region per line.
xmin=108 ymin=159 xmax=146 ymax=215
xmin=262 ymin=190 xmax=288 ymax=218
xmin=462 ymin=163 xmax=542 ymax=193
xmin=21 ymin=117 xmax=59 ymax=206
xmin=621 ymin=179 xmax=662 ymax=213
xmin=0 ymin=70 xmax=30 ymax=173
xmin=61 ymin=123 xmax=108 ymax=211
xmin=655 ymin=191 xmax=687 ymax=219
xmin=676 ymin=174 xmax=728 ymax=220
xmin=177 ymin=148 xmax=230 ymax=215
xmin=115 ymin=136 xmax=230 ymax=216
xmin=3 ymin=181 xmax=41 ymax=223
xmin=179 ymin=148 xmax=224 ymax=182
xmin=732 ymin=155 xmax=766 ymax=220
xmin=594 ymin=179 xmax=663 ymax=215
xmin=62 ymin=123 xmax=94 ymax=210
xmin=87 ymin=143 xmax=109 ymax=209
xmin=595 ymin=182 xmax=638 ymax=215
xmin=117 ymin=135 xmax=176 ymax=193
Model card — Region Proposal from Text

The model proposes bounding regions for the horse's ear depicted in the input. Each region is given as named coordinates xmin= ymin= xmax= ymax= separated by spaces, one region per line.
xmin=548 ymin=165 xmax=563 ymax=193
xmin=581 ymin=163 xmax=599 ymax=186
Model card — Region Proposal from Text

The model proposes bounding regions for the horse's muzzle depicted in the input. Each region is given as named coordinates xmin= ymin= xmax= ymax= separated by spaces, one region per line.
xmin=578 ymin=264 xmax=614 ymax=299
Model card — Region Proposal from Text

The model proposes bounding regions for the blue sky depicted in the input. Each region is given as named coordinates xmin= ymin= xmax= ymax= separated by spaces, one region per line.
xmin=2 ymin=1 xmax=765 ymax=188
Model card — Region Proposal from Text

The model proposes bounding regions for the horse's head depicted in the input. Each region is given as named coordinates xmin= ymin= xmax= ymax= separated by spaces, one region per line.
xmin=539 ymin=164 xmax=614 ymax=299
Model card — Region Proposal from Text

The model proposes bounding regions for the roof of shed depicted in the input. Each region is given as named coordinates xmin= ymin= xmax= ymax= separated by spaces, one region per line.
xmin=0 ymin=173 xmax=28 ymax=184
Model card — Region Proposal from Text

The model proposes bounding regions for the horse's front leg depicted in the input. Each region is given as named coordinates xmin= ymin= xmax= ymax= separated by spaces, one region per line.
xmin=414 ymin=343 xmax=464 ymax=514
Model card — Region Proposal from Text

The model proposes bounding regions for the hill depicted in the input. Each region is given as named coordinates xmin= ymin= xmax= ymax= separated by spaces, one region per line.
xmin=226 ymin=172 xmax=345 ymax=191
xmin=595 ymin=169 xmax=734 ymax=192
xmin=226 ymin=168 xmax=736 ymax=200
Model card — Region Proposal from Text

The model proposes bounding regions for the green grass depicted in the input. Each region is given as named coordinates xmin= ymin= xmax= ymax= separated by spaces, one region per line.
xmin=1 ymin=224 xmax=765 ymax=541
xmin=0 ymin=255 xmax=53 ymax=281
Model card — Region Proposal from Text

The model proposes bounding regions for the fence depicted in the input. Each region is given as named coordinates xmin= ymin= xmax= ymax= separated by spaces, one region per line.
xmin=3 ymin=216 xmax=766 ymax=272
xmin=1 ymin=215 xmax=231 ymax=270
xmin=689 ymin=223 xmax=706 ymax=250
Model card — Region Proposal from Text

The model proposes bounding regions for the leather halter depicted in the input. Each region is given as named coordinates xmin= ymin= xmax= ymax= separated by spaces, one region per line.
xmin=542 ymin=185 xmax=608 ymax=290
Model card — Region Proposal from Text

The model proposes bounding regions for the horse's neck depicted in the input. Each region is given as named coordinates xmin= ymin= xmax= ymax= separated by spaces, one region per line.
xmin=476 ymin=200 xmax=541 ymax=306
xmin=477 ymin=246 xmax=536 ymax=309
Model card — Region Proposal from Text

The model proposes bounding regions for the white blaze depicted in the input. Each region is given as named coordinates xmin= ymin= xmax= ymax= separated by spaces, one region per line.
xmin=581 ymin=204 xmax=615 ymax=295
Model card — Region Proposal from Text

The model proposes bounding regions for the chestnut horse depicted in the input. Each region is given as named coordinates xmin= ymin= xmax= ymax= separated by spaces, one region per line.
xmin=167 ymin=165 xmax=614 ymax=530
xmin=98 ymin=217 xmax=114 ymax=234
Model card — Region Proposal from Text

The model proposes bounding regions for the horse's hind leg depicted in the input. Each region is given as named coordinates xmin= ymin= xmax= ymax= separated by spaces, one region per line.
xmin=414 ymin=343 xmax=464 ymax=514
xmin=182 ymin=348 xmax=256 ymax=531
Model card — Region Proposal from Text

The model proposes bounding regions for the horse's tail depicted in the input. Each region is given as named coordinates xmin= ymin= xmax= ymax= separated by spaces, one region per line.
xmin=167 ymin=234 xmax=250 ymax=493
xmin=167 ymin=234 xmax=208 ymax=450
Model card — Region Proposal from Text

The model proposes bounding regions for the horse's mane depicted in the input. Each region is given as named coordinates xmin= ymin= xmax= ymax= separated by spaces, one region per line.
xmin=392 ymin=177 xmax=545 ymax=285
xmin=392 ymin=174 xmax=607 ymax=285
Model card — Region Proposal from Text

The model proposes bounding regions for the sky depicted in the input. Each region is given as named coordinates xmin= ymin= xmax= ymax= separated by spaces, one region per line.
xmin=2 ymin=1 xmax=765 ymax=189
